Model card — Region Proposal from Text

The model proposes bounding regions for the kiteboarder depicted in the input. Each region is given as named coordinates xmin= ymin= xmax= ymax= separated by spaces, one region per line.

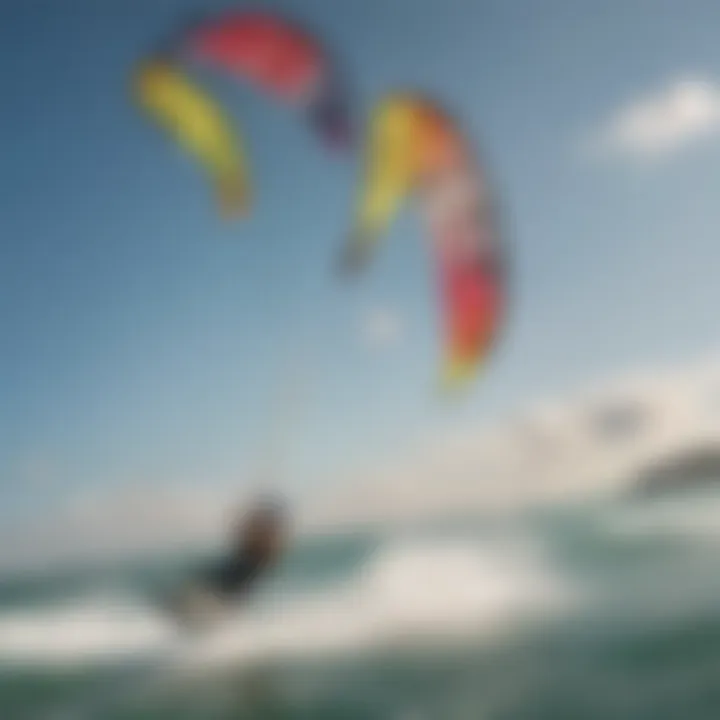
xmin=163 ymin=496 xmax=289 ymax=628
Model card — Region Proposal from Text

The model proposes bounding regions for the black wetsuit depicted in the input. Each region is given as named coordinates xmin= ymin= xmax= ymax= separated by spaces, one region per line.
xmin=160 ymin=555 xmax=266 ymax=625
xmin=201 ymin=553 xmax=266 ymax=601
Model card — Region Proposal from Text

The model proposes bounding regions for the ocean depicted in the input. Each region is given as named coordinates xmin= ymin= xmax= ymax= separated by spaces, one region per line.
xmin=1 ymin=489 xmax=720 ymax=720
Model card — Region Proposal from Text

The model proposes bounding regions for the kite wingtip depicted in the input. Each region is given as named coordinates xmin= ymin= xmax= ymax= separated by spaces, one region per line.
xmin=439 ymin=357 xmax=480 ymax=395
xmin=336 ymin=233 xmax=372 ymax=278
xmin=336 ymin=237 xmax=366 ymax=278
xmin=217 ymin=176 xmax=251 ymax=220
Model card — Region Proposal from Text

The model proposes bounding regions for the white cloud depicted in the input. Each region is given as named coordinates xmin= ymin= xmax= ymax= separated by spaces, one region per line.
xmin=310 ymin=354 xmax=720 ymax=530
xmin=589 ymin=77 xmax=720 ymax=159
xmin=361 ymin=305 xmax=404 ymax=350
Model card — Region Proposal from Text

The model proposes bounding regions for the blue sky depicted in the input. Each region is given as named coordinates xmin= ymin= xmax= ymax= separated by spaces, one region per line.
xmin=4 ymin=0 xmax=720 ymax=520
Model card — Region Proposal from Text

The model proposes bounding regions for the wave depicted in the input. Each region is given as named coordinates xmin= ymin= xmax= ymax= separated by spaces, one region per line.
xmin=0 ymin=537 xmax=575 ymax=672
xmin=603 ymin=490 xmax=720 ymax=540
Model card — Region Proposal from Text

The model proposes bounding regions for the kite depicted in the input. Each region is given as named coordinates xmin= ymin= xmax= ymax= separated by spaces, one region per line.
xmin=186 ymin=11 xmax=351 ymax=149
xmin=133 ymin=59 xmax=250 ymax=217
xmin=341 ymin=94 xmax=505 ymax=389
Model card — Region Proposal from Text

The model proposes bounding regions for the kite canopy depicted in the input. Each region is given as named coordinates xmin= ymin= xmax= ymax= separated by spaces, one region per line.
xmin=187 ymin=11 xmax=351 ymax=149
xmin=133 ymin=59 xmax=250 ymax=217
xmin=132 ymin=11 xmax=350 ymax=218
xmin=342 ymin=94 xmax=505 ymax=389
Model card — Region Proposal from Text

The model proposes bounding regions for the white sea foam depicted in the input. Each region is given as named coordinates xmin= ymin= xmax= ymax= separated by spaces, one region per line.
xmin=603 ymin=491 xmax=720 ymax=540
xmin=0 ymin=538 xmax=575 ymax=672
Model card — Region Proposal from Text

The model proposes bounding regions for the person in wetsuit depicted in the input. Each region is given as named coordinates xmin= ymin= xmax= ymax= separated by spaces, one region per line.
xmin=202 ymin=497 xmax=287 ymax=601
xmin=166 ymin=497 xmax=288 ymax=626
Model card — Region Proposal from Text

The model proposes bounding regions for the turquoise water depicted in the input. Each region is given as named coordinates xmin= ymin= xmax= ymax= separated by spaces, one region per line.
xmin=2 ymin=492 xmax=720 ymax=719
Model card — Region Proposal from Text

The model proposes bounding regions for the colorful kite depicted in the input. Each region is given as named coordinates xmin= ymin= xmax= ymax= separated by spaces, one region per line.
xmin=186 ymin=11 xmax=351 ymax=149
xmin=133 ymin=59 xmax=250 ymax=217
xmin=341 ymin=94 xmax=505 ymax=389
xmin=133 ymin=11 xmax=350 ymax=218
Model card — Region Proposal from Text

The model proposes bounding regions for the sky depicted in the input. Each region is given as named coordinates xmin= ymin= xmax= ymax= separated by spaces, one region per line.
xmin=4 ymin=0 xmax=720 ymax=531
